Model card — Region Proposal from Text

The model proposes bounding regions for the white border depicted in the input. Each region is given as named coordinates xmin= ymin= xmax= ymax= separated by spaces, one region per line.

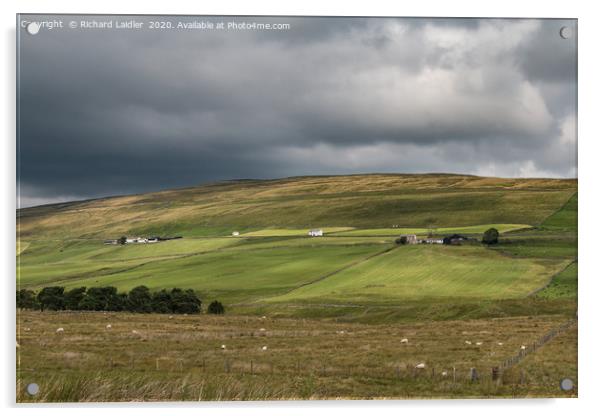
xmin=2 ymin=1 xmax=601 ymax=415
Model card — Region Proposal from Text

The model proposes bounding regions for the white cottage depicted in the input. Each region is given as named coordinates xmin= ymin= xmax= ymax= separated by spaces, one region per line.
xmin=308 ymin=229 xmax=323 ymax=237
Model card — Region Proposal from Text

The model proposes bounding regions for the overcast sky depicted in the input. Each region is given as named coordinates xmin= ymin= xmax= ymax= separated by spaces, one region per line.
xmin=17 ymin=16 xmax=577 ymax=207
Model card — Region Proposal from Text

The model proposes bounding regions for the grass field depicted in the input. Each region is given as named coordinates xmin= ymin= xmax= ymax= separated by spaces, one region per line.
xmin=266 ymin=245 xmax=569 ymax=304
xmin=15 ymin=174 xmax=578 ymax=401
xmin=17 ymin=174 xmax=577 ymax=240
xmin=16 ymin=311 xmax=576 ymax=401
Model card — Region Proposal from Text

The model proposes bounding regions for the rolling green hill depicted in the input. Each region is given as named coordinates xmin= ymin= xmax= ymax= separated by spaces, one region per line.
xmin=18 ymin=174 xmax=576 ymax=239
xmin=17 ymin=174 xmax=577 ymax=310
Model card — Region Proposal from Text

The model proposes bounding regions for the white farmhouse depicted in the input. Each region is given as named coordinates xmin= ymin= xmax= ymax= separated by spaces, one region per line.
xmin=308 ymin=229 xmax=323 ymax=237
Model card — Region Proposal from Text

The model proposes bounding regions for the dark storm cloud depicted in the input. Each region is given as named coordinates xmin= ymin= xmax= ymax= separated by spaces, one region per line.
xmin=17 ymin=15 xmax=577 ymax=207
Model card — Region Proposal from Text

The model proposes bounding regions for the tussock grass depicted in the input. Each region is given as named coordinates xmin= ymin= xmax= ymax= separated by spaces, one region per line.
xmin=17 ymin=311 xmax=576 ymax=401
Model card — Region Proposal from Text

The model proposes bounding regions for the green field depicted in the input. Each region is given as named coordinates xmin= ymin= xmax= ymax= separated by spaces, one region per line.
xmin=266 ymin=245 xmax=569 ymax=304
xmin=330 ymin=224 xmax=532 ymax=237
xmin=16 ymin=174 xmax=578 ymax=401
xmin=17 ymin=175 xmax=578 ymax=309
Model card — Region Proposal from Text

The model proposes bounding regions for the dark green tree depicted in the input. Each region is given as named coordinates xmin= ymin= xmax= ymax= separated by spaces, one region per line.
xmin=207 ymin=300 xmax=225 ymax=315
xmin=127 ymin=286 xmax=152 ymax=313
xmin=37 ymin=286 xmax=65 ymax=311
xmin=170 ymin=288 xmax=201 ymax=314
xmin=118 ymin=236 xmax=127 ymax=245
xmin=151 ymin=289 xmax=172 ymax=314
xmin=395 ymin=236 xmax=408 ymax=245
xmin=482 ymin=228 xmax=500 ymax=245
xmin=64 ymin=287 xmax=87 ymax=310
xmin=17 ymin=289 xmax=38 ymax=309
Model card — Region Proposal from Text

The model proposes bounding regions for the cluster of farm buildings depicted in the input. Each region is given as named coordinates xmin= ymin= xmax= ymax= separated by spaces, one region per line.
xmin=398 ymin=234 xmax=472 ymax=245
xmin=104 ymin=236 xmax=182 ymax=245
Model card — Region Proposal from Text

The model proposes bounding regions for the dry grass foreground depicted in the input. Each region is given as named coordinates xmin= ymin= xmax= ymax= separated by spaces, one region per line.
xmin=17 ymin=311 xmax=576 ymax=401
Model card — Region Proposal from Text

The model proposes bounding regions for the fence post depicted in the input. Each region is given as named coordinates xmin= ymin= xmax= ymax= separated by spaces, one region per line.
xmin=453 ymin=367 xmax=456 ymax=382
xmin=470 ymin=367 xmax=478 ymax=382
xmin=156 ymin=358 xmax=159 ymax=371
xmin=492 ymin=366 xmax=499 ymax=381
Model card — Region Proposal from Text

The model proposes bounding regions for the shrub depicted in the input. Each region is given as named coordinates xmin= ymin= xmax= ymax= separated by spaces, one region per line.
xmin=170 ymin=288 xmax=202 ymax=314
xmin=127 ymin=286 xmax=153 ymax=313
xmin=17 ymin=289 xmax=38 ymax=309
xmin=207 ymin=300 xmax=225 ymax=315
xmin=482 ymin=228 xmax=500 ymax=245
xmin=37 ymin=286 xmax=65 ymax=311
xmin=64 ymin=287 xmax=87 ymax=310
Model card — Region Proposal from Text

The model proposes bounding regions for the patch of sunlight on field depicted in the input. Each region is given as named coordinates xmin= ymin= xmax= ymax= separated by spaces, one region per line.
xmin=53 ymin=244 xmax=387 ymax=303
xmin=17 ymin=238 xmax=242 ymax=289
xmin=90 ymin=238 xmax=239 ymax=261
xmin=330 ymin=224 xmax=532 ymax=237
xmin=267 ymin=245 xmax=569 ymax=304
xmin=241 ymin=227 xmax=355 ymax=237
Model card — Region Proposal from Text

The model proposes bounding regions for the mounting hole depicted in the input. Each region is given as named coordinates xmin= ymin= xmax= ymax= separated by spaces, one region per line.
xmin=26 ymin=383 xmax=39 ymax=396
xmin=560 ymin=378 xmax=574 ymax=391
xmin=26 ymin=22 xmax=40 ymax=35
xmin=560 ymin=26 xmax=573 ymax=40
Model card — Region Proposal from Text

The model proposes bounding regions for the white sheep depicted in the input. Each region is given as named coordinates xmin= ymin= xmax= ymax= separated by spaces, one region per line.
xmin=106 ymin=324 xmax=112 ymax=330
xmin=261 ymin=346 xmax=268 ymax=351
xmin=24 ymin=327 xmax=31 ymax=332
xmin=131 ymin=330 xmax=139 ymax=335
xmin=465 ymin=340 xmax=472 ymax=345
xmin=259 ymin=328 xmax=266 ymax=332
xmin=497 ymin=342 xmax=504 ymax=346
xmin=337 ymin=330 xmax=346 ymax=335
xmin=441 ymin=371 xmax=448 ymax=377
xmin=520 ymin=345 xmax=526 ymax=350
xmin=261 ymin=316 xmax=267 ymax=319
xmin=168 ymin=315 xmax=173 ymax=319
xmin=415 ymin=363 xmax=426 ymax=369
xmin=221 ymin=344 xmax=226 ymax=350
xmin=475 ymin=342 xmax=483 ymax=346
xmin=400 ymin=338 xmax=409 ymax=344
xmin=56 ymin=327 xmax=64 ymax=334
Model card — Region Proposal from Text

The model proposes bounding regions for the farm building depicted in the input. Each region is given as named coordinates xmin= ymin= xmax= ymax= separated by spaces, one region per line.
xmin=422 ymin=238 xmax=444 ymax=244
xmin=399 ymin=234 xmax=418 ymax=245
xmin=443 ymin=234 xmax=471 ymax=245
xmin=308 ymin=229 xmax=323 ymax=237
xmin=232 ymin=231 xmax=240 ymax=237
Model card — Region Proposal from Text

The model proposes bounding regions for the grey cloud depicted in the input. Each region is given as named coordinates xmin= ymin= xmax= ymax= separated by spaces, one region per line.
xmin=17 ymin=15 xmax=577 ymax=207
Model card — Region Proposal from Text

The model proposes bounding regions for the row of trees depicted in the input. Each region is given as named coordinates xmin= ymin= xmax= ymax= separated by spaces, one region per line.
xmin=16 ymin=286 xmax=225 ymax=315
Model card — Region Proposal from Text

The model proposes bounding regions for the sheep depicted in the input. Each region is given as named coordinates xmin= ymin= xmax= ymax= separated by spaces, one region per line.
xmin=131 ymin=330 xmax=139 ymax=335
xmin=106 ymin=324 xmax=112 ymax=330
xmin=168 ymin=315 xmax=173 ymax=320
xmin=259 ymin=328 xmax=266 ymax=332
xmin=520 ymin=345 xmax=526 ymax=350
xmin=400 ymin=338 xmax=409 ymax=344
xmin=16 ymin=341 xmax=20 ymax=348
xmin=415 ymin=363 xmax=426 ymax=369
xmin=55 ymin=327 xmax=64 ymax=334
xmin=465 ymin=340 xmax=472 ymax=345
xmin=261 ymin=346 xmax=268 ymax=351
xmin=261 ymin=316 xmax=267 ymax=319
xmin=336 ymin=330 xmax=346 ymax=335
xmin=23 ymin=327 xmax=31 ymax=332
xmin=475 ymin=342 xmax=483 ymax=346
xmin=441 ymin=371 xmax=448 ymax=377
xmin=497 ymin=342 xmax=504 ymax=346
xmin=221 ymin=344 xmax=226 ymax=350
